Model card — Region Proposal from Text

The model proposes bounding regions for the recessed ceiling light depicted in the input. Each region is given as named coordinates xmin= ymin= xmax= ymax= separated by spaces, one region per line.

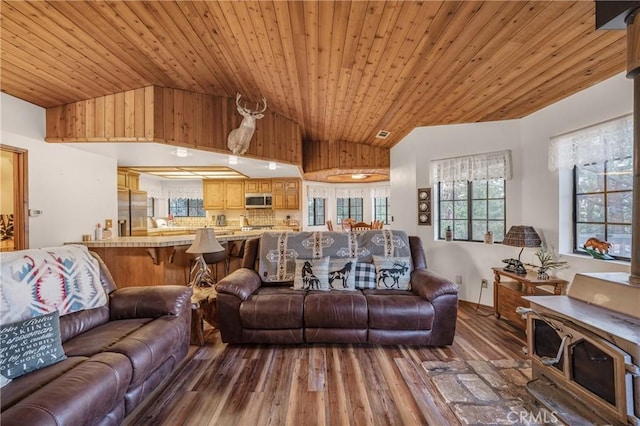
xmin=172 ymin=148 xmax=189 ymax=157
xmin=228 ymin=155 xmax=238 ymax=165
xmin=352 ymin=173 xmax=367 ymax=179
xmin=268 ymin=162 xmax=277 ymax=170
xmin=375 ymin=130 xmax=391 ymax=139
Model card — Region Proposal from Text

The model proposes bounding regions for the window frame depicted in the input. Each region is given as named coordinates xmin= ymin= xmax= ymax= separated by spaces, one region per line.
xmin=572 ymin=158 xmax=632 ymax=261
xmin=168 ymin=198 xmax=205 ymax=217
xmin=307 ymin=197 xmax=326 ymax=226
xmin=337 ymin=197 xmax=363 ymax=223
xmin=374 ymin=196 xmax=390 ymax=225
xmin=437 ymin=179 xmax=506 ymax=242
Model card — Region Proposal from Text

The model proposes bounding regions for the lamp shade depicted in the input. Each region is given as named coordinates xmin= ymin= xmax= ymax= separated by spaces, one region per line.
xmin=186 ymin=228 xmax=225 ymax=254
xmin=502 ymin=226 xmax=541 ymax=248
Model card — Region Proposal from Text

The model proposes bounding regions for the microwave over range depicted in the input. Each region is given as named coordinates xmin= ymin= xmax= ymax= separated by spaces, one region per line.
xmin=245 ymin=193 xmax=272 ymax=208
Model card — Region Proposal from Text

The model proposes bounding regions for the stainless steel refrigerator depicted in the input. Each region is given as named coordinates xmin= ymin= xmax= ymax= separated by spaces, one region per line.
xmin=117 ymin=189 xmax=148 ymax=236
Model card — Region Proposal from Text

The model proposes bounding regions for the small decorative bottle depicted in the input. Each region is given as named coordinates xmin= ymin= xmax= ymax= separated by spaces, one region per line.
xmin=94 ymin=223 xmax=102 ymax=241
xmin=445 ymin=226 xmax=452 ymax=241
xmin=484 ymin=230 xmax=493 ymax=244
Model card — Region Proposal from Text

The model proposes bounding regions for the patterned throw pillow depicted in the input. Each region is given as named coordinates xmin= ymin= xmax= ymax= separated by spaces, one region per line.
xmin=354 ymin=262 xmax=377 ymax=290
xmin=0 ymin=311 xmax=66 ymax=380
xmin=293 ymin=257 xmax=330 ymax=291
xmin=328 ymin=258 xmax=357 ymax=291
xmin=373 ymin=256 xmax=412 ymax=290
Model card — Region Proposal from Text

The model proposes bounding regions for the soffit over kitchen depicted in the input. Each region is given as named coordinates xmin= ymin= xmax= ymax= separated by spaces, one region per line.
xmin=0 ymin=1 xmax=627 ymax=181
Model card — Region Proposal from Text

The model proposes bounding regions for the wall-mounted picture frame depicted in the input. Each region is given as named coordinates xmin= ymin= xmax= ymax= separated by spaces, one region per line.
xmin=417 ymin=188 xmax=431 ymax=226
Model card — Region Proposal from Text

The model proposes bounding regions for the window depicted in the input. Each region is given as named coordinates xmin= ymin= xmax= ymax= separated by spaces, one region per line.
xmin=147 ymin=197 xmax=155 ymax=217
xmin=438 ymin=179 xmax=505 ymax=241
xmin=550 ymin=114 xmax=632 ymax=261
xmin=432 ymin=150 xmax=511 ymax=242
xmin=374 ymin=197 xmax=390 ymax=224
xmin=337 ymin=198 xmax=363 ymax=223
xmin=308 ymin=198 xmax=326 ymax=226
xmin=168 ymin=198 xmax=205 ymax=217
xmin=574 ymin=158 xmax=632 ymax=260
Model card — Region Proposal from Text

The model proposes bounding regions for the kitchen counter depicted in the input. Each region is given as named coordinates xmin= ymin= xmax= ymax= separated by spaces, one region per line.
xmin=68 ymin=231 xmax=265 ymax=287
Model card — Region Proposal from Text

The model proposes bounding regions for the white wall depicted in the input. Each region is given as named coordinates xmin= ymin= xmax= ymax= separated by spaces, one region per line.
xmin=391 ymin=72 xmax=633 ymax=305
xmin=0 ymin=94 xmax=117 ymax=248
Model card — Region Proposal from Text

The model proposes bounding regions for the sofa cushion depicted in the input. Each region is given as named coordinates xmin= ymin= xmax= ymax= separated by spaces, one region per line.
xmin=354 ymin=262 xmax=377 ymax=290
xmin=373 ymin=256 xmax=412 ymax=290
xmin=1 ymin=311 xmax=66 ymax=380
xmin=293 ymin=257 xmax=329 ymax=291
xmin=0 ymin=356 xmax=88 ymax=411
xmin=63 ymin=318 xmax=151 ymax=357
xmin=364 ymin=290 xmax=434 ymax=330
xmin=240 ymin=287 xmax=304 ymax=329
xmin=328 ymin=258 xmax=356 ymax=291
xmin=0 ymin=351 xmax=132 ymax=426
xmin=304 ymin=291 xmax=368 ymax=328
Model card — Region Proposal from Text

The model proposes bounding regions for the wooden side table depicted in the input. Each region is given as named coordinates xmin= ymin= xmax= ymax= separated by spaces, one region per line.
xmin=492 ymin=267 xmax=567 ymax=330
xmin=190 ymin=286 xmax=218 ymax=345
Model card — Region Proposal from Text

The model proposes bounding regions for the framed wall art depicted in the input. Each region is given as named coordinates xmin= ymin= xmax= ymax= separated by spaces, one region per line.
xmin=417 ymin=188 xmax=431 ymax=226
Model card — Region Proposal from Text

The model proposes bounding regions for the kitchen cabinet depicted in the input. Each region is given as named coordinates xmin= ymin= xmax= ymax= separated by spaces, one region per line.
xmin=203 ymin=179 xmax=245 ymax=210
xmin=245 ymin=179 xmax=272 ymax=193
xmin=118 ymin=168 xmax=140 ymax=190
xmin=272 ymin=178 xmax=300 ymax=210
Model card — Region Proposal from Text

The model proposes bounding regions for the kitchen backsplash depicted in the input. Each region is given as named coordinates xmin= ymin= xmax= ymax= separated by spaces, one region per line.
xmin=169 ymin=209 xmax=300 ymax=228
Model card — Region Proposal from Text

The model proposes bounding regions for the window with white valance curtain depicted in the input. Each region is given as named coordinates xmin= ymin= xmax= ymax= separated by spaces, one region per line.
xmin=335 ymin=187 xmax=367 ymax=199
xmin=431 ymin=150 xmax=510 ymax=242
xmin=548 ymin=114 xmax=633 ymax=171
xmin=307 ymin=186 xmax=329 ymax=199
xmin=550 ymin=114 xmax=633 ymax=261
xmin=431 ymin=149 xmax=512 ymax=184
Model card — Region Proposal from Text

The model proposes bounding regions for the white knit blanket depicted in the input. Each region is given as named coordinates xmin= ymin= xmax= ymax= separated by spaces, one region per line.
xmin=0 ymin=245 xmax=107 ymax=326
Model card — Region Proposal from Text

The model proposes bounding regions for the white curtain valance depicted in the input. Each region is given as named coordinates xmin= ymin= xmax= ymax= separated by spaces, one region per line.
xmin=164 ymin=187 xmax=203 ymax=199
xmin=307 ymin=186 xmax=329 ymax=199
xmin=372 ymin=186 xmax=390 ymax=198
xmin=548 ymin=114 xmax=633 ymax=171
xmin=335 ymin=187 xmax=366 ymax=199
xmin=431 ymin=149 xmax=512 ymax=184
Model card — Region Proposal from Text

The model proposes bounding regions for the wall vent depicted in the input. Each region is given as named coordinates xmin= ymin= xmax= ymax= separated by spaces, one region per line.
xmin=375 ymin=130 xmax=391 ymax=139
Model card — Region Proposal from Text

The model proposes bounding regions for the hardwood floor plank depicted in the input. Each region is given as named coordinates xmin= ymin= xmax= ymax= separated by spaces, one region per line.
xmin=127 ymin=302 xmax=529 ymax=425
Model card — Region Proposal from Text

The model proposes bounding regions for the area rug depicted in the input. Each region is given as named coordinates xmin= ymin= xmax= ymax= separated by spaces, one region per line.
xmin=422 ymin=359 xmax=562 ymax=425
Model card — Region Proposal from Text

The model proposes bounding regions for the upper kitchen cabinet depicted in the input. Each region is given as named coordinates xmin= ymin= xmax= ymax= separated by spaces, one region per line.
xmin=117 ymin=168 xmax=139 ymax=190
xmin=245 ymin=179 xmax=272 ymax=193
xmin=203 ymin=180 xmax=245 ymax=210
xmin=272 ymin=179 xmax=300 ymax=210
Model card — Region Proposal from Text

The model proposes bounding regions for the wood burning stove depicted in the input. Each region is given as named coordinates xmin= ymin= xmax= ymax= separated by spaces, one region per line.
xmin=522 ymin=272 xmax=640 ymax=425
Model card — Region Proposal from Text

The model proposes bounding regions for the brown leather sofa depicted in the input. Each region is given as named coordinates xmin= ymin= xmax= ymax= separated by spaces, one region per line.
xmin=216 ymin=234 xmax=458 ymax=346
xmin=1 ymin=252 xmax=192 ymax=426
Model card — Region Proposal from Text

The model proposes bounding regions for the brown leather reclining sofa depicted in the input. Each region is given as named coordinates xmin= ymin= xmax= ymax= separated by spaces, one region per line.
xmin=1 ymin=252 xmax=192 ymax=425
xmin=216 ymin=232 xmax=458 ymax=346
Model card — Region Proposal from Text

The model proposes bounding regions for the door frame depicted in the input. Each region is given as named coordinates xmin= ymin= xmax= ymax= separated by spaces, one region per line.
xmin=1 ymin=144 xmax=28 ymax=250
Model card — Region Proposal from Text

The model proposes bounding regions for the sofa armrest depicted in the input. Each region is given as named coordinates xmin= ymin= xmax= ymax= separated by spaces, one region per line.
xmin=215 ymin=268 xmax=261 ymax=301
xmin=410 ymin=269 xmax=459 ymax=302
xmin=110 ymin=285 xmax=193 ymax=320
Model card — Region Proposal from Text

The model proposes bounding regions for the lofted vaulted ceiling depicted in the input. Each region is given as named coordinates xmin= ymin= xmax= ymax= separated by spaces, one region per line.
xmin=0 ymin=1 xmax=627 ymax=152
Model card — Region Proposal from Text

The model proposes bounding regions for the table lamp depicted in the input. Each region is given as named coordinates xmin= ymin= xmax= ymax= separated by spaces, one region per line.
xmin=502 ymin=225 xmax=541 ymax=274
xmin=187 ymin=227 xmax=225 ymax=287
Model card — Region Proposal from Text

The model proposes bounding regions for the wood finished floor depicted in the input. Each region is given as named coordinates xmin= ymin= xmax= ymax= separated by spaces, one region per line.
xmin=126 ymin=302 xmax=527 ymax=426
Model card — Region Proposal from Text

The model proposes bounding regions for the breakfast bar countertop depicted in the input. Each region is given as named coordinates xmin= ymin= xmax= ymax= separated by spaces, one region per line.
xmin=69 ymin=231 xmax=264 ymax=248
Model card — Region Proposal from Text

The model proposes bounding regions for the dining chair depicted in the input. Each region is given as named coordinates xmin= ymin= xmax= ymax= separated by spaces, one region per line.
xmin=326 ymin=219 xmax=334 ymax=231
xmin=351 ymin=222 xmax=371 ymax=231
xmin=341 ymin=218 xmax=356 ymax=231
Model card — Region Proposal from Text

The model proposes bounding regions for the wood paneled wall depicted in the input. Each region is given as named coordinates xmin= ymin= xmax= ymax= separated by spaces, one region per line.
xmin=303 ymin=140 xmax=389 ymax=172
xmin=45 ymin=86 xmax=303 ymax=166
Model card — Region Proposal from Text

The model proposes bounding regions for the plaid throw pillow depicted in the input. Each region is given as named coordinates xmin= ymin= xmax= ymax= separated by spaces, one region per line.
xmin=354 ymin=262 xmax=376 ymax=290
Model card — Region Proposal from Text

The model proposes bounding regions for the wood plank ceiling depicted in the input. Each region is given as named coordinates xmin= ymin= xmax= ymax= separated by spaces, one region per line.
xmin=0 ymin=1 xmax=627 ymax=150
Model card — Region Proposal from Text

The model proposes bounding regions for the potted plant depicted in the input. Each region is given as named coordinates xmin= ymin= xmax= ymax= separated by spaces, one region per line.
xmin=533 ymin=244 xmax=567 ymax=280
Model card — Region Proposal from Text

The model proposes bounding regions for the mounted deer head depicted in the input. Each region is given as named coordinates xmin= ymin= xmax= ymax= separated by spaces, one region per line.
xmin=227 ymin=93 xmax=267 ymax=155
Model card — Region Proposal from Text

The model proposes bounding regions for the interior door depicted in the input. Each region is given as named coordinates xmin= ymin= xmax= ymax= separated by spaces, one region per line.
xmin=0 ymin=145 xmax=28 ymax=251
